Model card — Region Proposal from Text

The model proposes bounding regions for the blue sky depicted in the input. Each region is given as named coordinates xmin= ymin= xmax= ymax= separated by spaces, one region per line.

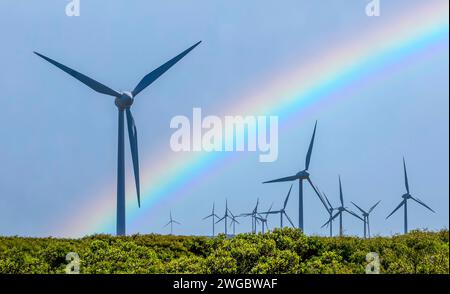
xmin=0 ymin=0 xmax=448 ymax=237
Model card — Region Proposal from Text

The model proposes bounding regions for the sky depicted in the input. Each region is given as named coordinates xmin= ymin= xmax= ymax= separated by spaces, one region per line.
xmin=0 ymin=0 xmax=448 ymax=238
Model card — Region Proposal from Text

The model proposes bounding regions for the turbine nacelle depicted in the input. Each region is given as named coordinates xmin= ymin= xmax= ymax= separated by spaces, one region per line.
xmin=296 ymin=170 xmax=310 ymax=179
xmin=402 ymin=193 xmax=410 ymax=199
xmin=115 ymin=91 xmax=134 ymax=110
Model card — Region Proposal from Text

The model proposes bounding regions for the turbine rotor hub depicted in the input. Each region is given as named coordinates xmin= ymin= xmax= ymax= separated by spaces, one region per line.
xmin=296 ymin=170 xmax=310 ymax=179
xmin=115 ymin=92 xmax=134 ymax=110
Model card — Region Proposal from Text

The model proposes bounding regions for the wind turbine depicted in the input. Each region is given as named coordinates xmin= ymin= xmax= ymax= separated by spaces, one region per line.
xmin=34 ymin=41 xmax=201 ymax=236
xmin=263 ymin=185 xmax=296 ymax=228
xmin=203 ymin=202 xmax=220 ymax=237
xmin=320 ymin=192 xmax=338 ymax=237
xmin=386 ymin=158 xmax=435 ymax=234
xmin=257 ymin=203 xmax=273 ymax=234
xmin=263 ymin=121 xmax=324 ymax=231
xmin=228 ymin=208 xmax=240 ymax=236
xmin=321 ymin=176 xmax=364 ymax=236
xmin=216 ymin=199 xmax=233 ymax=236
xmin=163 ymin=211 xmax=181 ymax=235
xmin=351 ymin=200 xmax=381 ymax=238
xmin=239 ymin=199 xmax=260 ymax=233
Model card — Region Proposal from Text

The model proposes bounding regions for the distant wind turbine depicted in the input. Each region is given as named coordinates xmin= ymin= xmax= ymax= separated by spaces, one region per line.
xmin=34 ymin=41 xmax=201 ymax=236
xmin=263 ymin=185 xmax=296 ymax=228
xmin=228 ymin=208 xmax=240 ymax=235
xmin=239 ymin=199 xmax=260 ymax=233
xmin=263 ymin=121 xmax=324 ymax=231
xmin=257 ymin=203 xmax=273 ymax=234
xmin=216 ymin=199 xmax=233 ymax=236
xmin=203 ymin=202 xmax=220 ymax=236
xmin=351 ymin=200 xmax=381 ymax=238
xmin=386 ymin=158 xmax=435 ymax=234
xmin=321 ymin=176 xmax=364 ymax=236
xmin=320 ymin=191 xmax=338 ymax=237
xmin=164 ymin=211 xmax=181 ymax=235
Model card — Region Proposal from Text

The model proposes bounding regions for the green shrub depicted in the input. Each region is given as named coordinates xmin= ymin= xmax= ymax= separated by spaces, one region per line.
xmin=0 ymin=229 xmax=447 ymax=274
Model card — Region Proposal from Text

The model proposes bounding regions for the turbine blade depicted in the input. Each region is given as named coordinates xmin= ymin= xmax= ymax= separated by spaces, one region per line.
xmin=265 ymin=203 xmax=274 ymax=217
xmin=34 ymin=52 xmax=120 ymax=97
xmin=351 ymin=202 xmax=367 ymax=215
xmin=265 ymin=210 xmax=280 ymax=215
xmin=323 ymin=193 xmax=333 ymax=209
xmin=132 ymin=41 xmax=202 ymax=97
xmin=410 ymin=196 xmax=435 ymax=213
xmin=368 ymin=200 xmax=381 ymax=213
xmin=403 ymin=157 xmax=410 ymax=194
xmin=126 ymin=109 xmax=140 ymax=207
xmin=173 ymin=220 xmax=181 ymax=225
xmin=344 ymin=208 xmax=364 ymax=222
xmin=215 ymin=216 xmax=225 ymax=224
xmin=339 ymin=176 xmax=344 ymax=206
xmin=386 ymin=200 xmax=406 ymax=219
xmin=305 ymin=121 xmax=317 ymax=170
xmin=163 ymin=221 xmax=171 ymax=228
xmin=307 ymin=178 xmax=328 ymax=210
xmin=263 ymin=175 xmax=298 ymax=184
xmin=283 ymin=184 xmax=294 ymax=209
xmin=238 ymin=213 xmax=252 ymax=217
xmin=321 ymin=211 xmax=340 ymax=228
xmin=202 ymin=214 xmax=213 ymax=220
xmin=283 ymin=212 xmax=296 ymax=228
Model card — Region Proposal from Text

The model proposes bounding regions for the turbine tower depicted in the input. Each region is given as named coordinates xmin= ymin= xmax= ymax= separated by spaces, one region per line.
xmin=34 ymin=42 xmax=201 ymax=236
xmin=263 ymin=121 xmax=324 ymax=231
xmin=351 ymin=200 xmax=381 ymax=238
xmin=321 ymin=176 xmax=364 ymax=236
xmin=203 ymin=202 xmax=220 ymax=236
xmin=386 ymin=158 xmax=435 ymax=234
xmin=263 ymin=185 xmax=295 ymax=228
xmin=163 ymin=211 xmax=181 ymax=235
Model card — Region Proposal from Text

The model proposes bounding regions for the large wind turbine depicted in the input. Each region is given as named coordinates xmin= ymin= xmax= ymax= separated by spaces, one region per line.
xmin=203 ymin=202 xmax=220 ymax=236
xmin=164 ymin=211 xmax=181 ymax=235
xmin=263 ymin=121 xmax=324 ymax=231
xmin=386 ymin=158 xmax=435 ymax=234
xmin=263 ymin=185 xmax=296 ymax=228
xmin=321 ymin=177 xmax=364 ymax=236
xmin=351 ymin=200 xmax=380 ymax=238
xmin=34 ymin=42 xmax=201 ymax=236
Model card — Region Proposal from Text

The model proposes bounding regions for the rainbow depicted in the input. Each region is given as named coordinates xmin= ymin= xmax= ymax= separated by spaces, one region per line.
xmin=59 ymin=1 xmax=448 ymax=236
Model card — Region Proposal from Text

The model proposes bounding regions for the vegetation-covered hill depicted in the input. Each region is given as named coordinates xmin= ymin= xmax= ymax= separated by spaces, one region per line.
xmin=0 ymin=229 xmax=448 ymax=274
